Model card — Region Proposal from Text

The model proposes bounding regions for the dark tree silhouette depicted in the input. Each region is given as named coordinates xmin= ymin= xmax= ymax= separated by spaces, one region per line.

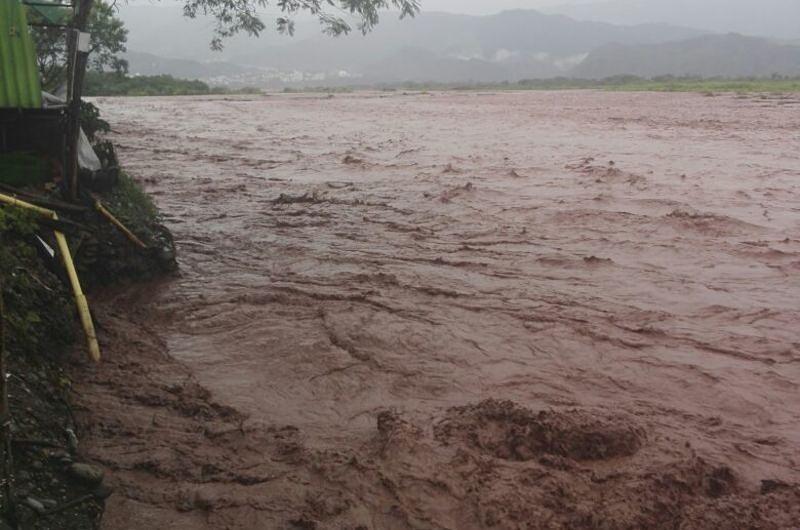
xmin=181 ymin=0 xmax=422 ymax=50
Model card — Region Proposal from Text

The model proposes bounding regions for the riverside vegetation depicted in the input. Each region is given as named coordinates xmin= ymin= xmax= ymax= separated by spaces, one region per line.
xmin=0 ymin=139 xmax=175 ymax=528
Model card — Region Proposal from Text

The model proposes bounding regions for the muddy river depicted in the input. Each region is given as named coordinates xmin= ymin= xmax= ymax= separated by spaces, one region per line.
xmin=86 ymin=91 xmax=800 ymax=529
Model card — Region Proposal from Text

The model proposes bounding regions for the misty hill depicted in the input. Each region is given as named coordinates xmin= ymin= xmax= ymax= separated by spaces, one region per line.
xmin=549 ymin=0 xmax=800 ymax=40
xmin=362 ymin=48 xmax=509 ymax=84
xmin=119 ymin=6 xmax=704 ymax=85
xmin=574 ymin=34 xmax=800 ymax=79
xmin=125 ymin=51 xmax=249 ymax=79
xmin=118 ymin=6 xmax=800 ymax=87
xmin=118 ymin=5 xmax=305 ymax=63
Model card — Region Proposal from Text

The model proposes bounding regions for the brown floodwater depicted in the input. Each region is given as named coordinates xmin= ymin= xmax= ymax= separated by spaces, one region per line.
xmin=88 ymin=90 xmax=800 ymax=529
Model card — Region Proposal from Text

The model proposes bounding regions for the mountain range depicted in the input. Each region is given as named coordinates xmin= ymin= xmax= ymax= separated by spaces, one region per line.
xmin=547 ymin=0 xmax=800 ymax=41
xmin=118 ymin=5 xmax=800 ymax=87
xmin=575 ymin=34 xmax=800 ymax=79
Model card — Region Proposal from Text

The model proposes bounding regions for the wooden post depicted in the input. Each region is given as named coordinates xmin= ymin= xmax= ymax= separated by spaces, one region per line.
xmin=67 ymin=43 xmax=88 ymax=201
xmin=67 ymin=0 xmax=94 ymax=201
xmin=73 ymin=0 xmax=94 ymax=29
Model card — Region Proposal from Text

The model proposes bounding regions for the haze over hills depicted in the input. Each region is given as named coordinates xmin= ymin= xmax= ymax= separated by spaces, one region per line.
xmin=119 ymin=5 xmax=702 ymax=86
xmin=547 ymin=0 xmax=800 ymax=40
xmin=124 ymin=51 xmax=250 ymax=79
xmin=117 ymin=4 xmax=800 ymax=87
xmin=575 ymin=34 xmax=800 ymax=79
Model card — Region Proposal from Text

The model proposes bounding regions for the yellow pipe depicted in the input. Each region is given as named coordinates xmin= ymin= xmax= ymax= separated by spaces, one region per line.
xmin=93 ymin=199 xmax=147 ymax=249
xmin=53 ymin=231 xmax=100 ymax=362
xmin=0 ymin=193 xmax=55 ymax=218
xmin=0 ymin=193 xmax=101 ymax=362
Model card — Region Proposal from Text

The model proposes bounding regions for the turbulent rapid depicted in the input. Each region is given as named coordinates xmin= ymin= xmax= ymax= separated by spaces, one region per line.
xmin=81 ymin=91 xmax=800 ymax=529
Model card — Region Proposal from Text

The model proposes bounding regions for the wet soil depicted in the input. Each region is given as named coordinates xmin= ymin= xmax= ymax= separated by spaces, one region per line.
xmin=0 ymin=177 xmax=174 ymax=529
xmin=79 ymin=91 xmax=800 ymax=528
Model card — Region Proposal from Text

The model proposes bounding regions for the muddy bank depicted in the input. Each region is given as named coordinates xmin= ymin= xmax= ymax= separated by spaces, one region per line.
xmin=80 ymin=90 xmax=800 ymax=528
xmin=0 ymin=172 xmax=174 ymax=528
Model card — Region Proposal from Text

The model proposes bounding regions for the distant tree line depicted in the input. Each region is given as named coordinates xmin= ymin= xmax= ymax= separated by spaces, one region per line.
xmin=83 ymin=72 xmax=262 ymax=97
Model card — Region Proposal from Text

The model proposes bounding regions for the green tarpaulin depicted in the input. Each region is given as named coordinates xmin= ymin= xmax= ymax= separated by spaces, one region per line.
xmin=0 ymin=0 xmax=43 ymax=109
xmin=0 ymin=152 xmax=48 ymax=186
xmin=24 ymin=0 xmax=71 ymax=25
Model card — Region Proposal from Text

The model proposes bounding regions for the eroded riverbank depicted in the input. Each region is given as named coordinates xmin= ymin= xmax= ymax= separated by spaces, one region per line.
xmin=78 ymin=91 xmax=800 ymax=528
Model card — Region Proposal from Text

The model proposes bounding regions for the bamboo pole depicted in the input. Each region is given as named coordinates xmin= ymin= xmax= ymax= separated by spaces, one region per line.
xmin=0 ymin=193 xmax=53 ymax=217
xmin=92 ymin=198 xmax=147 ymax=249
xmin=53 ymin=232 xmax=99 ymax=361
xmin=0 ymin=184 xmax=90 ymax=214
xmin=0 ymin=193 xmax=100 ymax=362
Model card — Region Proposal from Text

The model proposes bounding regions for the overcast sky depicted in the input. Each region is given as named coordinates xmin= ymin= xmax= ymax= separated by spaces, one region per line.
xmin=126 ymin=0 xmax=601 ymax=15
xmin=417 ymin=0 xmax=579 ymax=15
xmin=431 ymin=0 xmax=616 ymax=15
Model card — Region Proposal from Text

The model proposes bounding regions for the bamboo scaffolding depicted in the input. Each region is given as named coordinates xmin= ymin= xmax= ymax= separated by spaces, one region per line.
xmin=0 ymin=192 xmax=100 ymax=362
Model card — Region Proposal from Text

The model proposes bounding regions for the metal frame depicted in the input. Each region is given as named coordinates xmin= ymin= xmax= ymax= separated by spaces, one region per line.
xmin=1 ymin=1 xmax=73 ymax=189
xmin=20 ymin=0 xmax=76 ymax=27
xmin=17 ymin=0 xmax=92 ymax=200
xmin=22 ymin=2 xmax=76 ymax=7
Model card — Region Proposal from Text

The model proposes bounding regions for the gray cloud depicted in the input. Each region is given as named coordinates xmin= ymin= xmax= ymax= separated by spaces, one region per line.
xmin=420 ymin=0 xmax=577 ymax=15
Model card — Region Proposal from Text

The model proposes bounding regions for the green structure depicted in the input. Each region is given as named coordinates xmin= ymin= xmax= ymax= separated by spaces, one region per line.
xmin=25 ymin=0 xmax=71 ymax=26
xmin=0 ymin=0 xmax=43 ymax=109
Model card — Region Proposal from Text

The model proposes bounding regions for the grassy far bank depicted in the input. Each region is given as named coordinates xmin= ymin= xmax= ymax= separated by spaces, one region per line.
xmin=383 ymin=75 xmax=800 ymax=94
xmin=86 ymin=72 xmax=800 ymax=97
xmin=285 ymin=76 xmax=800 ymax=94
xmin=519 ymin=75 xmax=800 ymax=93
